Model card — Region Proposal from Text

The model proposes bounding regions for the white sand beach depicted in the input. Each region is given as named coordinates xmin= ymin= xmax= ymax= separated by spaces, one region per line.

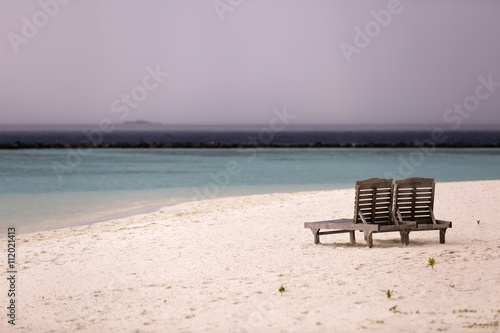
xmin=1 ymin=180 xmax=500 ymax=332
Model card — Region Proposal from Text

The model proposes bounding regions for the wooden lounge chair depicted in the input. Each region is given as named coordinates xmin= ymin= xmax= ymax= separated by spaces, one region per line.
xmin=394 ymin=177 xmax=452 ymax=244
xmin=304 ymin=178 xmax=415 ymax=248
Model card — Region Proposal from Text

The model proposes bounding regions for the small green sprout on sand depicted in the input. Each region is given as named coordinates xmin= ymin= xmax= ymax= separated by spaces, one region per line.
xmin=477 ymin=220 xmax=480 ymax=225
xmin=389 ymin=305 xmax=398 ymax=313
xmin=386 ymin=290 xmax=393 ymax=299
xmin=428 ymin=257 xmax=436 ymax=269
xmin=279 ymin=285 xmax=285 ymax=293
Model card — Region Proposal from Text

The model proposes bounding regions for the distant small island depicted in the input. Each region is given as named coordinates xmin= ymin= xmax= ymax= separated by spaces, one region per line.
xmin=122 ymin=120 xmax=165 ymax=126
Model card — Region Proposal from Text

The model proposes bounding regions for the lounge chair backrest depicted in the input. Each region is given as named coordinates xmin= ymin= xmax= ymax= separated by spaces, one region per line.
xmin=394 ymin=177 xmax=435 ymax=223
xmin=354 ymin=178 xmax=393 ymax=224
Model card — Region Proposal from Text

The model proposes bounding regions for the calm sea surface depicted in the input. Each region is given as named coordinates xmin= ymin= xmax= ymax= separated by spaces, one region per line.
xmin=1 ymin=148 xmax=500 ymax=235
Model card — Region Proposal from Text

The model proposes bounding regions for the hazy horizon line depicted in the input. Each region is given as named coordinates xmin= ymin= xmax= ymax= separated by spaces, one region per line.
xmin=1 ymin=123 xmax=499 ymax=132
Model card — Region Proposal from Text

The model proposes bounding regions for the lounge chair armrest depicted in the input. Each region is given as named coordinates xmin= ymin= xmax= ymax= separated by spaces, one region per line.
xmin=390 ymin=210 xmax=399 ymax=225
xmin=396 ymin=208 xmax=403 ymax=222
xmin=359 ymin=211 xmax=368 ymax=224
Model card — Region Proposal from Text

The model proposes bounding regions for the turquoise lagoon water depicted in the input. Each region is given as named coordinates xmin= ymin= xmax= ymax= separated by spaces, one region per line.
xmin=1 ymin=148 xmax=499 ymax=235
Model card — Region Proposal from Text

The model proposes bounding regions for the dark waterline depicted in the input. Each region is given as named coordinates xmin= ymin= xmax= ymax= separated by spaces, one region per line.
xmin=1 ymin=128 xmax=500 ymax=148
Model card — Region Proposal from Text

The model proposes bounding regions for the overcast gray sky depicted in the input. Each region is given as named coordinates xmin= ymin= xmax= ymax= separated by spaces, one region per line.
xmin=1 ymin=0 xmax=499 ymax=126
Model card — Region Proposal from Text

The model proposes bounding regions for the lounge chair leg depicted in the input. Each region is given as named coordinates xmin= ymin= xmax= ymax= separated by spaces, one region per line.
xmin=364 ymin=231 xmax=373 ymax=248
xmin=404 ymin=231 xmax=410 ymax=246
xmin=399 ymin=231 xmax=405 ymax=244
xmin=439 ymin=229 xmax=446 ymax=244
xmin=311 ymin=228 xmax=320 ymax=244
xmin=349 ymin=231 xmax=356 ymax=244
